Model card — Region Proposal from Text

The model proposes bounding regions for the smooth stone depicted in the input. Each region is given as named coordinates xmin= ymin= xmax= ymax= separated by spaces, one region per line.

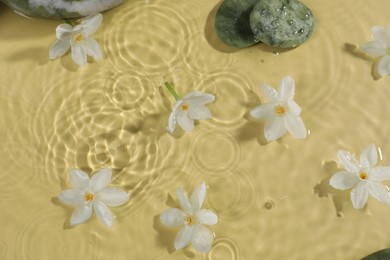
xmin=0 ymin=0 xmax=124 ymax=18
xmin=250 ymin=0 xmax=314 ymax=48
xmin=362 ymin=248 xmax=390 ymax=260
xmin=215 ymin=0 xmax=259 ymax=48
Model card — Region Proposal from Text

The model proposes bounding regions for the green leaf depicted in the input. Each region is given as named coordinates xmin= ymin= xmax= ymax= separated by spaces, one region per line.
xmin=362 ymin=248 xmax=390 ymax=260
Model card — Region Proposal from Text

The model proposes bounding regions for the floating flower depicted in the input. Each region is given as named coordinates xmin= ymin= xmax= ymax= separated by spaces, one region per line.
xmin=59 ymin=168 xmax=128 ymax=227
xmin=165 ymin=82 xmax=215 ymax=134
xmin=329 ymin=144 xmax=390 ymax=209
xmin=360 ymin=23 xmax=390 ymax=77
xmin=160 ymin=182 xmax=218 ymax=253
xmin=49 ymin=13 xmax=103 ymax=66
xmin=250 ymin=76 xmax=307 ymax=141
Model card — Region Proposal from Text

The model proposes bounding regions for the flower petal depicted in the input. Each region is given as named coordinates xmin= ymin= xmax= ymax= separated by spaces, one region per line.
xmin=378 ymin=55 xmax=390 ymax=77
xmin=250 ymin=103 xmax=274 ymax=119
xmin=59 ymin=189 xmax=83 ymax=205
xmin=56 ymin=24 xmax=73 ymax=40
xmin=69 ymin=169 xmax=90 ymax=189
xmin=360 ymin=41 xmax=387 ymax=57
xmin=49 ymin=39 xmax=71 ymax=60
xmin=177 ymin=187 xmax=192 ymax=213
xmin=350 ymin=181 xmax=369 ymax=209
xmin=360 ymin=143 xmax=378 ymax=169
xmin=191 ymin=224 xmax=214 ymax=253
xmin=177 ymin=112 xmax=194 ymax=132
xmin=70 ymin=204 xmax=92 ymax=225
xmin=287 ymin=100 xmax=302 ymax=117
xmin=84 ymin=37 xmax=103 ymax=60
xmin=175 ymin=225 xmax=195 ymax=250
xmin=372 ymin=25 xmax=390 ymax=44
xmin=196 ymin=209 xmax=218 ymax=225
xmin=337 ymin=150 xmax=359 ymax=173
xmin=366 ymin=181 xmax=390 ymax=205
xmin=188 ymin=105 xmax=211 ymax=120
xmin=93 ymin=200 xmax=115 ymax=227
xmin=167 ymin=110 xmax=178 ymax=134
xmin=90 ymin=168 xmax=112 ymax=192
xmin=190 ymin=182 xmax=206 ymax=212
xmin=329 ymin=171 xmax=359 ymax=190
xmin=370 ymin=166 xmax=390 ymax=181
xmin=81 ymin=13 xmax=103 ymax=35
xmin=261 ymin=83 xmax=279 ymax=102
xmin=160 ymin=208 xmax=185 ymax=228
xmin=285 ymin=114 xmax=307 ymax=139
xmin=279 ymin=76 xmax=295 ymax=101
xmin=264 ymin=117 xmax=286 ymax=141
xmin=96 ymin=187 xmax=128 ymax=207
xmin=184 ymin=92 xmax=215 ymax=105
xmin=71 ymin=44 xmax=87 ymax=66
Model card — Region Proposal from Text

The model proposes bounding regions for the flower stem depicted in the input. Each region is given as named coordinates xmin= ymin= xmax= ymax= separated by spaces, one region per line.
xmin=164 ymin=82 xmax=181 ymax=100
xmin=64 ymin=18 xmax=74 ymax=26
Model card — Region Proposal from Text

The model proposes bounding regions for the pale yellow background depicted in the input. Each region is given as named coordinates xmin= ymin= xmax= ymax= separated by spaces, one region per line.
xmin=1 ymin=0 xmax=390 ymax=259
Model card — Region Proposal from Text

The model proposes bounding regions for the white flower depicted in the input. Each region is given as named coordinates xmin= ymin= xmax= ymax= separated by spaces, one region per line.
xmin=49 ymin=13 xmax=103 ymax=66
xmin=250 ymin=76 xmax=307 ymax=141
xmin=167 ymin=91 xmax=215 ymax=134
xmin=360 ymin=23 xmax=390 ymax=77
xmin=160 ymin=182 xmax=218 ymax=253
xmin=59 ymin=168 xmax=128 ymax=227
xmin=329 ymin=144 xmax=390 ymax=209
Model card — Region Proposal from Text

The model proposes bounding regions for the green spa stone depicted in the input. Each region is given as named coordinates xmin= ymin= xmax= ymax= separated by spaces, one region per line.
xmin=249 ymin=0 xmax=315 ymax=48
xmin=0 ymin=0 xmax=124 ymax=18
xmin=362 ymin=248 xmax=390 ymax=260
xmin=215 ymin=0 xmax=259 ymax=48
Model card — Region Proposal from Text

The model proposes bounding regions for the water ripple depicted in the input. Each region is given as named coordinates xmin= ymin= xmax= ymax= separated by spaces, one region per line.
xmin=205 ymin=237 xmax=240 ymax=260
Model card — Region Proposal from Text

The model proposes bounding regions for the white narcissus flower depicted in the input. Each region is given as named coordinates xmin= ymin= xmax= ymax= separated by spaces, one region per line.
xmin=59 ymin=168 xmax=128 ymax=227
xmin=160 ymin=183 xmax=218 ymax=253
xmin=49 ymin=13 xmax=103 ymax=66
xmin=329 ymin=144 xmax=390 ymax=209
xmin=360 ymin=23 xmax=390 ymax=77
xmin=250 ymin=76 xmax=307 ymax=141
xmin=165 ymin=82 xmax=215 ymax=134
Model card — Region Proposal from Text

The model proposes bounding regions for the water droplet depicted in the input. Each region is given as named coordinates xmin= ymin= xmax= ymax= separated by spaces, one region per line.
xmin=287 ymin=19 xmax=293 ymax=25
xmin=261 ymin=9 xmax=270 ymax=16
xmin=263 ymin=200 xmax=275 ymax=210
xmin=272 ymin=51 xmax=279 ymax=55
xmin=298 ymin=29 xmax=304 ymax=34
xmin=271 ymin=19 xmax=279 ymax=27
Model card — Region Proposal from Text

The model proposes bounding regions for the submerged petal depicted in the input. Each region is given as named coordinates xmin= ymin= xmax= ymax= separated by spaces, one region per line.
xmin=360 ymin=143 xmax=378 ymax=169
xmin=366 ymin=181 xmax=390 ymax=205
xmin=184 ymin=92 xmax=215 ymax=105
xmin=360 ymin=41 xmax=387 ymax=57
xmin=49 ymin=39 xmax=71 ymax=60
xmin=175 ymin=225 xmax=195 ymax=250
xmin=177 ymin=187 xmax=192 ymax=213
xmin=378 ymin=55 xmax=390 ymax=77
xmin=81 ymin=13 xmax=103 ymax=35
xmin=190 ymin=182 xmax=206 ymax=212
xmin=264 ymin=117 xmax=287 ymax=141
xmin=337 ymin=150 xmax=359 ymax=173
xmin=329 ymin=171 xmax=359 ymax=190
xmin=261 ymin=83 xmax=279 ymax=102
xmin=177 ymin=112 xmax=194 ymax=132
xmin=188 ymin=105 xmax=211 ymax=120
xmin=70 ymin=204 xmax=92 ymax=225
xmin=250 ymin=103 xmax=274 ymax=119
xmin=90 ymin=168 xmax=112 ymax=192
xmin=192 ymin=225 xmax=214 ymax=253
xmin=69 ymin=169 xmax=90 ymax=189
xmin=71 ymin=44 xmax=87 ymax=66
xmin=59 ymin=189 xmax=83 ymax=205
xmin=285 ymin=114 xmax=307 ymax=139
xmin=279 ymin=76 xmax=295 ymax=101
xmin=84 ymin=37 xmax=103 ymax=60
xmin=370 ymin=166 xmax=390 ymax=181
xmin=350 ymin=182 xmax=369 ymax=209
xmin=96 ymin=187 xmax=128 ymax=207
xmin=196 ymin=209 xmax=218 ymax=225
xmin=167 ymin=109 xmax=178 ymax=134
xmin=94 ymin=200 xmax=115 ymax=227
xmin=160 ymin=208 xmax=185 ymax=228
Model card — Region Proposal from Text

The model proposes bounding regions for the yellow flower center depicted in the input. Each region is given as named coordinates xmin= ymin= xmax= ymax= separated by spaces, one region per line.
xmin=275 ymin=105 xmax=286 ymax=116
xmin=84 ymin=193 xmax=94 ymax=202
xmin=185 ymin=215 xmax=194 ymax=225
xmin=74 ymin=33 xmax=84 ymax=43
xmin=359 ymin=172 xmax=368 ymax=180
xmin=181 ymin=104 xmax=189 ymax=111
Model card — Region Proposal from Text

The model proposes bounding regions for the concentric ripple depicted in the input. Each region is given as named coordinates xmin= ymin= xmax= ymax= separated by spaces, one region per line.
xmin=104 ymin=0 xmax=193 ymax=75
xmin=205 ymin=237 xmax=240 ymax=260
